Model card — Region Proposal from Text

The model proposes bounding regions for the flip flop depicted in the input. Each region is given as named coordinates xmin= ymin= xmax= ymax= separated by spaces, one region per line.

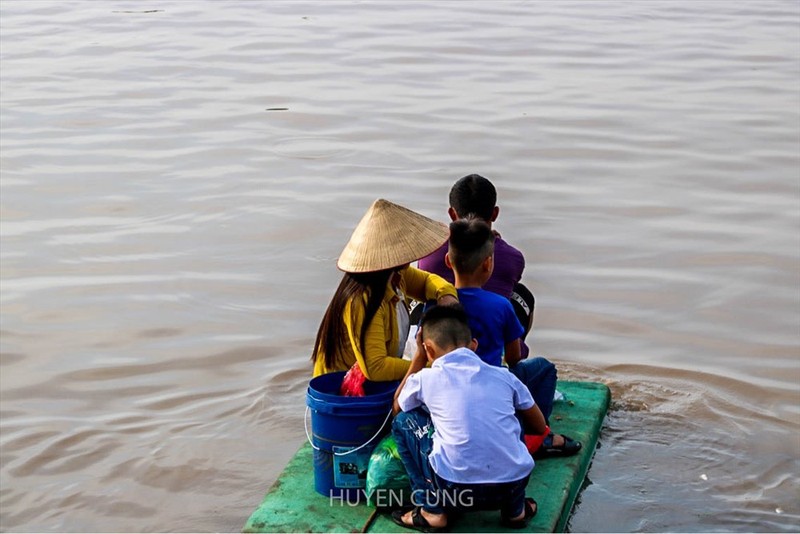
xmin=534 ymin=432 xmax=582 ymax=458
xmin=501 ymin=497 xmax=538 ymax=529
xmin=391 ymin=506 xmax=448 ymax=533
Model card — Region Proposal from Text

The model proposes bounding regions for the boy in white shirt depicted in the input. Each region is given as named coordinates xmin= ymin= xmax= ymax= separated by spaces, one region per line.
xmin=391 ymin=304 xmax=545 ymax=532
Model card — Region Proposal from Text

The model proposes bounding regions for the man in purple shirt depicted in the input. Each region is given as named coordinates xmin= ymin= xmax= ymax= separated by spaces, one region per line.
xmin=418 ymin=175 xmax=525 ymax=299
xmin=418 ymin=174 xmax=533 ymax=349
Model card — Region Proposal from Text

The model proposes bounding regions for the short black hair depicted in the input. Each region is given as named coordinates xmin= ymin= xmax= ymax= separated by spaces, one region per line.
xmin=449 ymin=174 xmax=497 ymax=221
xmin=448 ymin=217 xmax=495 ymax=275
xmin=419 ymin=304 xmax=472 ymax=349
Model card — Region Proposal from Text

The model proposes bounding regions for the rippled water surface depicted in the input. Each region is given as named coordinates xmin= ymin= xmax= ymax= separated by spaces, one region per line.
xmin=1 ymin=1 xmax=798 ymax=532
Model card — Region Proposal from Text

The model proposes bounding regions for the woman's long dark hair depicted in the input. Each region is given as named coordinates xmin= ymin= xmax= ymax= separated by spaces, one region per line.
xmin=312 ymin=269 xmax=393 ymax=371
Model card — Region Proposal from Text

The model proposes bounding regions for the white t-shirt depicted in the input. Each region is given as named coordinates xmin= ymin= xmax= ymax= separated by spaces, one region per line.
xmin=397 ymin=347 xmax=535 ymax=484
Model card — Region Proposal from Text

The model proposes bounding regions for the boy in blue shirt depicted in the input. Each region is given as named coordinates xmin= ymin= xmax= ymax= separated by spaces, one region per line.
xmin=392 ymin=304 xmax=545 ymax=532
xmin=446 ymin=217 xmax=526 ymax=367
xmin=447 ymin=217 xmax=581 ymax=457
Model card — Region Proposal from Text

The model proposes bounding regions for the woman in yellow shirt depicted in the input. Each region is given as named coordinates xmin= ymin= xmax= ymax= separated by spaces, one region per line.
xmin=312 ymin=199 xmax=458 ymax=382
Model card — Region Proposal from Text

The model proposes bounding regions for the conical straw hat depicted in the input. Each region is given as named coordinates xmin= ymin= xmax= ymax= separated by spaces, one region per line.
xmin=337 ymin=199 xmax=449 ymax=273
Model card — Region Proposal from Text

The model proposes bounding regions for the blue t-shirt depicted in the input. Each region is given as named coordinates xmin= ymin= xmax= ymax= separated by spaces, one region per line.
xmin=458 ymin=287 xmax=525 ymax=366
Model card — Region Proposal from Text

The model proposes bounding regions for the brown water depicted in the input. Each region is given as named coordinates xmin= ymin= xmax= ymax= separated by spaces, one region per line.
xmin=1 ymin=1 xmax=798 ymax=532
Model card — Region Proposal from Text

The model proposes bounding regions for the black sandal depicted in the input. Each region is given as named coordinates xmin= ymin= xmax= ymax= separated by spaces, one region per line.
xmin=534 ymin=432 xmax=582 ymax=458
xmin=391 ymin=506 xmax=448 ymax=533
xmin=501 ymin=497 xmax=538 ymax=529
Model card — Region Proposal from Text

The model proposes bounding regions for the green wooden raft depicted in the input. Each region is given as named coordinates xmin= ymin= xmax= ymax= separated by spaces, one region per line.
xmin=243 ymin=381 xmax=610 ymax=533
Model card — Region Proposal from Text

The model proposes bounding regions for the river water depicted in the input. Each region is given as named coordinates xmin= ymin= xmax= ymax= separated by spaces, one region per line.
xmin=1 ymin=1 xmax=798 ymax=532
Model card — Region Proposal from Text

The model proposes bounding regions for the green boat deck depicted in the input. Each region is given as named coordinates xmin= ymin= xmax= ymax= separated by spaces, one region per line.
xmin=244 ymin=380 xmax=610 ymax=533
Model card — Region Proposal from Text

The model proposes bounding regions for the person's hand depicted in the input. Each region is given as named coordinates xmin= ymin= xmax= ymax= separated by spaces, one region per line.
xmin=415 ymin=324 xmax=424 ymax=349
xmin=436 ymin=294 xmax=458 ymax=307
xmin=410 ymin=327 xmax=429 ymax=368
xmin=411 ymin=326 xmax=425 ymax=360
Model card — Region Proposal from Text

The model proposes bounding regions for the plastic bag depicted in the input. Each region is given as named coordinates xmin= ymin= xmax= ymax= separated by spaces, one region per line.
xmin=340 ymin=363 xmax=366 ymax=397
xmin=365 ymin=435 xmax=412 ymax=508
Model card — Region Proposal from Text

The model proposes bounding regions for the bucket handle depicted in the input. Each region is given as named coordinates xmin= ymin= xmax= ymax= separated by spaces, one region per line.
xmin=304 ymin=405 xmax=393 ymax=457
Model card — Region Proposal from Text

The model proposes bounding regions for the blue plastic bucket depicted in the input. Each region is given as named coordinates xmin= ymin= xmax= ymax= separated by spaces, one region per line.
xmin=306 ymin=371 xmax=397 ymax=502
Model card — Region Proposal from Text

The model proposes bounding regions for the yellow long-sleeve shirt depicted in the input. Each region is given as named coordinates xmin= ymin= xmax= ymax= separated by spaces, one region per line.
xmin=312 ymin=266 xmax=457 ymax=381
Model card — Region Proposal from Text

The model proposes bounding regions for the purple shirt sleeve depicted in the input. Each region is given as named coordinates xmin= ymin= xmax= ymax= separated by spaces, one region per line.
xmin=482 ymin=237 xmax=525 ymax=298
xmin=416 ymin=243 xmax=454 ymax=285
